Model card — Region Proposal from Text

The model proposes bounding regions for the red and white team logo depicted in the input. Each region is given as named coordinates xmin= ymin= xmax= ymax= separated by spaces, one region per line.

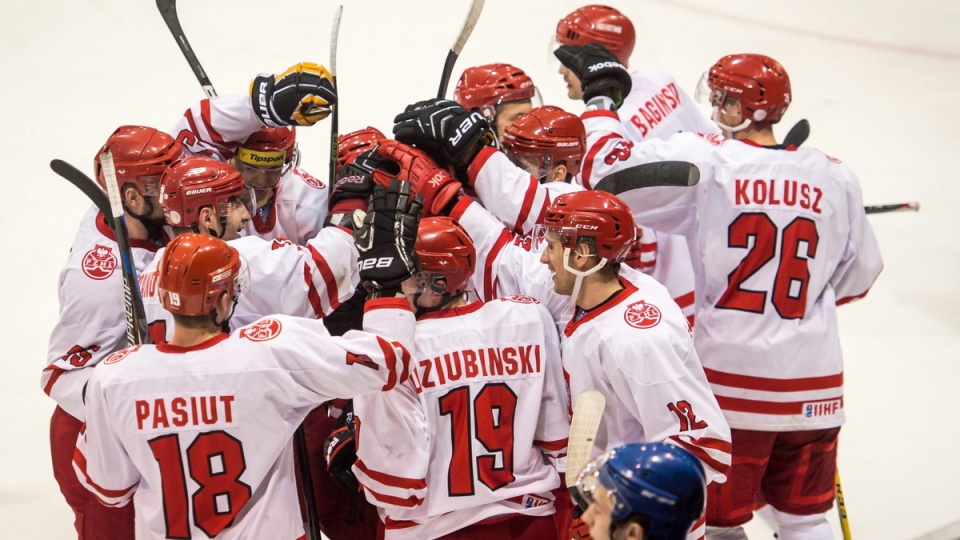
xmin=297 ymin=170 xmax=325 ymax=189
xmin=624 ymin=300 xmax=662 ymax=329
xmin=81 ymin=245 xmax=118 ymax=280
xmin=697 ymin=133 xmax=725 ymax=146
xmin=103 ymin=345 xmax=141 ymax=365
xmin=239 ymin=318 xmax=283 ymax=342
xmin=501 ymin=294 xmax=539 ymax=304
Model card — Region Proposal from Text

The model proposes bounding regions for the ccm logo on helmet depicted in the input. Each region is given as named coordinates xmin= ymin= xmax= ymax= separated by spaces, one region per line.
xmin=588 ymin=61 xmax=625 ymax=73
xmin=449 ymin=112 xmax=485 ymax=146
xmin=184 ymin=187 xmax=213 ymax=196
xmin=576 ymin=224 xmax=599 ymax=230
xmin=358 ymin=257 xmax=395 ymax=270
xmin=596 ymin=23 xmax=623 ymax=33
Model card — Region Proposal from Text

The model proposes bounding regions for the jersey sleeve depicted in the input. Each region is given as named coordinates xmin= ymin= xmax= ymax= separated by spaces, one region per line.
xmin=288 ymin=167 xmax=330 ymax=244
xmin=72 ymin=375 xmax=140 ymax=508
xmin=601 ymin=330 xmax=732 ymax=484
xmin=450 ymin=197 xmax=571 ymax=323
xmin=43 ymin=265 xmax=126 ymax=420
xmin=531 ymin=303 xmax=570 ymax=467
xmin=830 ymin=165 xmax=884 ymax=304
xmin=169 ymin=93 xmax=263 ymax=160
xmin=353 ymin=377 xmax=429 ymax=510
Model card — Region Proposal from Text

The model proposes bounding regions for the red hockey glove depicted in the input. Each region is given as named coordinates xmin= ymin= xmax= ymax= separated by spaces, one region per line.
xmin=570 ymin=516 xmax=593 ymax=540
xmin=377 ymin=139 xmax=463 ymax=216
xmin=324 ymin=415 xmax=359 ymax=493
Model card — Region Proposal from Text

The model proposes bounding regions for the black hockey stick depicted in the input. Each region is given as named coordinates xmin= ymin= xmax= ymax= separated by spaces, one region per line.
xmin=865 ymin=201 xmax=919 ymax=214
xmin=783 ymin=118 xmax=810 ymax=148
xmin=594 ymin=161 xmax=700 ymax=195
xmin=437 ymin=0 xmax=485 ymax=99
xmin=328 ymin=5 xmax=343 ymax=189
xmin=156 ymin=0 xmax=218 ymax=98
xmin=50 ymin=158 xmax=151 ymax=346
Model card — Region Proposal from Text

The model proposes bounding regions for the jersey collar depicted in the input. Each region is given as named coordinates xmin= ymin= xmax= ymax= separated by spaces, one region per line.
xmin=564 ymin=277 xmax=638 ymax=337
xmin=156 ymin=332 xmax=230 ymax=354
xmin=417 ymin=300 xmax=484 ymax=321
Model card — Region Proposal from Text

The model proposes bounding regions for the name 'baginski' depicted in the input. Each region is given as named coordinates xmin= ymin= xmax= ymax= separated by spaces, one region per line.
xmin=413 ymin=344 xmax=543 ymax=391
xmin=733 ymin=178 xmax=823 ymax=213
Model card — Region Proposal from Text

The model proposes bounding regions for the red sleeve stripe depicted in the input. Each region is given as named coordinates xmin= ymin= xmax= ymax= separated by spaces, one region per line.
xmin=704 ymin=367 xmax=843 ymax=392
xmin=467 ymin=147 xmax=498 ymax=189
xmin=534 ymin=197 xmax=549 ymax=227
xmin=72 ymin=448 xmax=139 ymax=500
xmin=674 ymin=291 xmax=695 ymax=309
xmin=355 ymin=459 xmax=427 ymax=490
xmin=392 ymin=339 xmax=411 ymax=384
xmin=668 ymin=436 xmax=730 ymax=477
xmin=364 ymin=298 xmax=413 ymax=313
xmin=638 ymin=242 xmax=657 ymax=253
xmin=200 ymin=99 xmax=228 ymax=146
xmin=365 ymin=487 xmax=424 ymax=508
xmin=384 ymin=517 xmax=420 ymax=530
xmin=42 ymin=365 xmax=65 ymax=396
xmin=582 ymin=110 xmax=619 ymax=121
xmin=375 ymin=337 xmax=399 ymax=391
xmin=534 ymin=438 xmax=569 ymax=452
xmin=302 ymin=263 xmax=324 ymax=318
xmin=512 ymin=176 xmax=540 ymax=233
xmin=715 ymin=395 xmax=843 ymax=415
xmin=483 ymin=230 xmax=514 ymax=301
xmin=837 ymin=288 xmax=871 ymax=306
xmin=581 ymin=133 xmax=622 ymax=190
xmin=308 ymin=245 xmax=342 ymax=312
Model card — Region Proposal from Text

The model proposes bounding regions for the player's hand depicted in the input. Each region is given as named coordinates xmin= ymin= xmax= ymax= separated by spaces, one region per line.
xmin=570 ymin=516 xmax=593 ymax=540
xmin=392 ymin=98 xmax=496 ymax=172
xmin=324 ymin=412 xmax=359 ymax=493
xmin=251 ymin=62 xmax=336 ymax=127
xmin=325 ymin=160 xmax=379 ymax=230
xmin=554 ymin=44 xmax=632 ymax=109
xmin=377 ymin=140 xmax=463 ymax=216
xmin=354 ymin=179 xmax=422 ymax=295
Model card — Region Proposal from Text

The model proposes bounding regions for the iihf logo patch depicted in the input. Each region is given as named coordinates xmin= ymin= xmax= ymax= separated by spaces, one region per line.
xmin=624 ymin=300 xmax=661 ymax=329
xmin=521 ymin=494 xmax=549 ymax=508
xmin=81 ymin=244 xmax=118 ymax=280
xmin=239 ymin=318 xmax=283 ymax=342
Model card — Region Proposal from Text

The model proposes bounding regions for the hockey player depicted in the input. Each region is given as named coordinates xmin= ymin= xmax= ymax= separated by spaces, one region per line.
xmin=454 ymin=63 xmax=541 ymax=139
xmin=344 ymin=217 xmax=569 ymax=539
xmin=171 ymin=62 xmax=336 ymax=245
xmin=574 ymin=442 xmax=707 ymax=540
xmin=557 ymin=49 xmax=884 ymax=539
xmin=73 ymin=195 xmax=419 ymax=540
xmin=43 ymin=125 xmax=180 ymax=540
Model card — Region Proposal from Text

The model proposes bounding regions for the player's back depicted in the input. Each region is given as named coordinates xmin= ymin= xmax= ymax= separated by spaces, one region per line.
xmin=391 ymin=298 xmax=567 ymax=538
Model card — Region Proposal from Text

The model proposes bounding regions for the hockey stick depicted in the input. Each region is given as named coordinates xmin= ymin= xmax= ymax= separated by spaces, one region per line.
xmin=593 ymin=161 xmax=700 ymax=195
xmin=783 ymin=118 xmax=810 ymax=148
xmin=156 ymin=0 xmax=218 ymax=98
xmin=437 ymin=0 xmax=485 ymax=99
xmin=835 ymin=470 xmax=852 ymax=540
xmin=865 ymin=201 xmax=919 ymax=214
xmin=566 ymin=389 xmax=606 ymax=510
xmin=328 ymin=5 xmax=343 ymax=189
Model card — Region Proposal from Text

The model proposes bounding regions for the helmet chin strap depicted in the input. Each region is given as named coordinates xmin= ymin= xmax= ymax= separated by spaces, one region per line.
xmin=562 ymin=247 xmax=607 ymax=309
xmin=211 ymin=297 xmax=239 ymax=333
xmin=711 ymin=106 xmax=752 ymax=138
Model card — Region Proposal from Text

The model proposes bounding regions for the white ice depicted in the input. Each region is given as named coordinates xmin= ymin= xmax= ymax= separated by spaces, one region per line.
xmin=2 ymin=0 xmax=957 ymax=538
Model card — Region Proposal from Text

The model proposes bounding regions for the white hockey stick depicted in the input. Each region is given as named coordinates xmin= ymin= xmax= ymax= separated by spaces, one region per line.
xmin=327 ymin=5 xmax=343 ymax=186
xmin=566 ymin=389 xmax=606 ymax=509
xmin=436 ymin=0 xmax=485 ymax=99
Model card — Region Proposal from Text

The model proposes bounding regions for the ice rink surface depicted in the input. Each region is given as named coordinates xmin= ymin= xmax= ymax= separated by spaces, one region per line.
xmin=2 ymin=0 xmax=957 ymax=538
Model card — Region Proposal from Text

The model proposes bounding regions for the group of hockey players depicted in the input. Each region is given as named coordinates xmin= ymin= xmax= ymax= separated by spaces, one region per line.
xmin=43 ymin=4 xmax=883 ymax=540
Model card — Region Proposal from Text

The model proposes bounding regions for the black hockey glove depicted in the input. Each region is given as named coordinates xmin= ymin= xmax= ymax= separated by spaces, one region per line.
xmin=324 ymin=408 xmax=359 ymax=493
xmin=392 ymin=99 xmax=496 ymax=174
xmin=325 ymin=161 xmax=377 ymax=230
xmin=354 ymin=179 xmax=422 ymax=296
xmin=251 ymin=62 xmax=337 ymax=127
xmin=554 ymin=44 xmax=633 ymax=109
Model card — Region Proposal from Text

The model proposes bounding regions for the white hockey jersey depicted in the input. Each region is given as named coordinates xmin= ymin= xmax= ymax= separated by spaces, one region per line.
xmin=170 ymin=94 xmax=329 ymax=245
xmin=614 ymin=69 xmax=720 ymax=147
xmin=43 ymin=206 xmax=164 ymax=421
xmin=139 ymin=227 xmax=359 ymax=340
xmin=73 ymin=301 xmax=415 ymax=540
xmin=353 ymin=298 xmax=569 ymax=539
xmin=583 ymin=111 xmax=884 ymax=431
xmin=448 ymin=198 xmax=731 ymax=486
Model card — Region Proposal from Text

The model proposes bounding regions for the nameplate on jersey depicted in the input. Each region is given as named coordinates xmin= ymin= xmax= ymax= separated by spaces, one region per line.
xmin=134 ymin=392 xmax=238 ymax=433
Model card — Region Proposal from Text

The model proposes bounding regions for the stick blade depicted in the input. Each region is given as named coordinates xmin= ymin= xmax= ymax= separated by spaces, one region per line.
xmin=783 ymin=118 xmax=810 ymax=148
xmin=565 ymin=389 xmax=606 ymax=488
xmin=594 ymin=161 xmax=700 ymax=196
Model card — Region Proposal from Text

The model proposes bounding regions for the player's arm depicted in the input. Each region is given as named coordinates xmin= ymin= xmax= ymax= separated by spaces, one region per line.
xmin=352 ymin=376 xmax=429 ymax=510
xmin=465 ymin=146 xmax=560 ymax=235
xmin=830 ymin=164 xmax=884 ymax=305
xmin=72 ymin=375 xmax=140 ymax=507
xmin=170 ymin=62 xmax=336 ymax=160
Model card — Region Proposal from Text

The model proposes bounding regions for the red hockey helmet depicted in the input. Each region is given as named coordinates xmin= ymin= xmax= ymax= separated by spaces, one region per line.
xmin=541 ymin=190 xmax=636 ymax=263
xmin=337 ymin=126 xmax=385 ymax=175
xmin=555 ymin=5 xmax=636 ymax=65
xmin=159 ymin=157 xmax=253 ymax=228
xmin=415 ymin=217 xmax=476 ymax=296
xmin=454 ymin=64 xmax=538 ymax=119
xmin=233 ymin=126 xmax=297 ymax=190
xmin=502 ymin=106 xmax=586 ymax=177
xmin=94 ymin=126 xmax=183 ymax=197
xmin=157 ymin=232 xmax=248 ymax=316
xmin=703 ymin=54 xmax=792 ymax=125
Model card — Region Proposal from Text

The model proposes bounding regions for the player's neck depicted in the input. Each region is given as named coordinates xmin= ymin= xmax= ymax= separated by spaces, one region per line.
xmin=577 ymin=273 xmax=623 ymax=311
xmin=123 ymin=213 xmax=151 ymax=241
xmin=736 ymin=125 xmax=778 ymax=146
xmin=169 ymin=324 xmax=224 ymax=348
